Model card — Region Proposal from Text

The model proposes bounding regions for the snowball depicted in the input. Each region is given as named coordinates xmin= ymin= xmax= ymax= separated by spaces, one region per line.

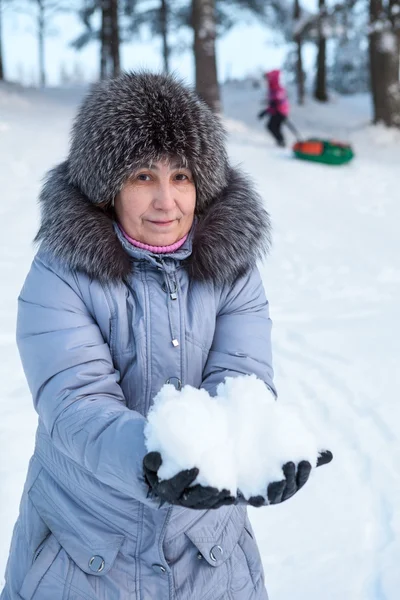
xmin=218 ymin=375 xmax=320 ymax=498
xmin=145 ymin=376 xmax=322 ymax=501
xmin=145 ymin=384 xmax=237 ymax=493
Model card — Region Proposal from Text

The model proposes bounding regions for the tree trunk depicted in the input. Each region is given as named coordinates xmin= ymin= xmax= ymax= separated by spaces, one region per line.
xmin=293 ymin=0 xmax=305 ymax=105
xmin=369 ymin=0 xmax=382 ymax=122
xmin=100 ymin=4 xmax=107 ymax=80
xmin=314 ymin=0 xmax=328 ymax=102
xmin=101 ymin=0 xmax=120 ymax=79
xmin=38 ymin=0 xmax=46 ymax=87
xmin=110 ymin=0 xmax=120 ymax=77
xmin=369 ymin=0 xmax=400 ymax=126
xmin=192 ymin=0 xmax=221 ymax=113
xmin=379 ymin=32 xmax=400 ymax=126
xmin=160 ymin=0 xmax=170 ymax=74
xmin=100 ymin=1 xmax=111 ymax=79
xmin=0 ymin=0 xmax=4 ymax=81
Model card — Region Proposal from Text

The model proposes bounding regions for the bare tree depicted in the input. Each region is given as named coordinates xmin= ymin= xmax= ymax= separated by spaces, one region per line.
xmin=192 ymin=0 xmax=220 ymax=112
xmin=25 ymin=1 xmax=74 ymax=87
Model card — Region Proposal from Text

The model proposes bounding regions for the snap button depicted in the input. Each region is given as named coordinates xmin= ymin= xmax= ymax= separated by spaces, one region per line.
xmin=165 ymin=377 xmax=182 ymax=391
xmin=197 ymin=552 xmax=203 ymax=560
xmin=152 ymin=563 xmax=167 ymax=574
xmin=88 ymin=555 xmax=105 ymax=573
xmin=210 ymin=545 xmax=224 ymax=562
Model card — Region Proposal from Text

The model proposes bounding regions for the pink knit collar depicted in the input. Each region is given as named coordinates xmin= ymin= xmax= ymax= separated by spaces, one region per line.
xmin=118 ymin=224 xmax=188 ymax=254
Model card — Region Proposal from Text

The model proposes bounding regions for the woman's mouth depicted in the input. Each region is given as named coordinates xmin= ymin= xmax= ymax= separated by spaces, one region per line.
xmin=148 ymin=220 xmax=175 ymax=227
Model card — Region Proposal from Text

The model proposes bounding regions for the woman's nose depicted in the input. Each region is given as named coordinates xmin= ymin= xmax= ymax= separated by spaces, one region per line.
xmin=153 ymin=184 xmax=176 ymax=211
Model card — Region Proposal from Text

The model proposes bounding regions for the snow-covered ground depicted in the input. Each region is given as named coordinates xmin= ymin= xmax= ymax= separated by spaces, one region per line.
xmin=1 ymin=79 xmax=400 ymax=599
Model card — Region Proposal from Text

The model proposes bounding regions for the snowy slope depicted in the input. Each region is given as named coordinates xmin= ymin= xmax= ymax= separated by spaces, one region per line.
xmin=224 ymin=82 xmax=400 ymax=600
xmin=1 ymin=80 xmax=400 ymax=599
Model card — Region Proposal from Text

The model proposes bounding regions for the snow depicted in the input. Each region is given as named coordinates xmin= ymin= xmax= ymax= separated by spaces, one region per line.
xmin=379 ymin=31 xmax=398 ymax=54
xmin=145 ymin=376 xmax=322 ymax=498
xmin=145 ymin=383 xmax=237 ymax=493
xmin=293 ymin=13 xmax=315 ymax=37
xmin=1 ymin=79 xmax=400 ymax=598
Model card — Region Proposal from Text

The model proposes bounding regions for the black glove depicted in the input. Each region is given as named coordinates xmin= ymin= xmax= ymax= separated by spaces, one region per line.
xmin=258 ymin=109 xmax=267 ymax=120
xmin=143 ymin=451 xmax=236 ymax=510
xmin=246 ymin=450 xmax=333 ymax=508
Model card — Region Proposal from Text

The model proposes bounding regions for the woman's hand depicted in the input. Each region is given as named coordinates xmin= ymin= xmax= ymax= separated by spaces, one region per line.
xmin=143 ymin=452 xmax=236 ymax=509
xmin=244 ymin=450 xmax=333 ymax=507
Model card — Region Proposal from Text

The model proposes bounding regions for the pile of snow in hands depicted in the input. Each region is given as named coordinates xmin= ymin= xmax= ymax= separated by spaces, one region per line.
xmin=145 ymin=375 xmax=326 ymax=499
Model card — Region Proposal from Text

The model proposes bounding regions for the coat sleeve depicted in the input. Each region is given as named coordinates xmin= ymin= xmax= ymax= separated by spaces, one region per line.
xmin=201 ymin=267 xmax=277 ymax=397
xmin=17 ymin=252 xmax=156 ymax=506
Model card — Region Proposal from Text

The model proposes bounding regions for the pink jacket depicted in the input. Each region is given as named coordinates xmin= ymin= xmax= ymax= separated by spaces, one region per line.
xmin=265 ymin=70 xmax=290 ymax=117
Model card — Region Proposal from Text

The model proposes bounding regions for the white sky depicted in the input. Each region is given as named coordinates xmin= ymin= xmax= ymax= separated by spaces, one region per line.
xmin=2 ymin=1 xmax=317 ymax=87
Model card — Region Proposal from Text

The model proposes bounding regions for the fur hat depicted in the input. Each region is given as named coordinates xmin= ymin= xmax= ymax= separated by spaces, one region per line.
xmin=36 ymin=72 xmax=271 ymax=284
xmin=68 ymin=71 xmax=229 ymax=212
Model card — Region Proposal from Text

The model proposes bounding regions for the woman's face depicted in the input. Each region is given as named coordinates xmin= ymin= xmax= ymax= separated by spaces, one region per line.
xmin=114 ymin=159 xmax=196 ymax=246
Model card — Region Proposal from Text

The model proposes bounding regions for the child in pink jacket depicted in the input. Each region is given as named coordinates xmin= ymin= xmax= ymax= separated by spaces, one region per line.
xmin=258 ymin=70 xmax=290 ymax=147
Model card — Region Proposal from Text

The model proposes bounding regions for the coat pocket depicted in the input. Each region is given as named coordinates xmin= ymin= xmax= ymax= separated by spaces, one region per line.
xmin=185 ymin=505 xmax=246 ymax=568
xmin=21 ymin=469 xmax=126 ymax=599
xmin=19 ymin=533 xmax=64 ymax=600
xmin=186 ymin=507 xmax=265 ymax=598
xmin=232 ymin=516 xmax=265 ymax=592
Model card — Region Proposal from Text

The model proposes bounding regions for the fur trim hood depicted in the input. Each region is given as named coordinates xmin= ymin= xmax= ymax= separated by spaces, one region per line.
xmin=36 ymin=162 xmax=271 ymax=284
xmin=35 ymin=72 xmax=271 ymax=284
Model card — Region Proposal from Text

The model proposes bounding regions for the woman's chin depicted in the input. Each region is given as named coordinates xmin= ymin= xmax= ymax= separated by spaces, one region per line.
xmin=143 ymin=226 xmax=188 ymax=247
xmin=142 ymin=233 xmax=179 ymax=247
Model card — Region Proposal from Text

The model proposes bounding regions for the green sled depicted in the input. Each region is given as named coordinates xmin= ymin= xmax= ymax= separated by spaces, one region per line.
xmin=293 ymin=138 xmax=355 ymax=165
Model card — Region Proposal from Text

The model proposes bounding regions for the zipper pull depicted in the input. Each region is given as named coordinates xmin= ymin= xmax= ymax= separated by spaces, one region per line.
xmin=170 ymin=273 xmax=178 ymax=300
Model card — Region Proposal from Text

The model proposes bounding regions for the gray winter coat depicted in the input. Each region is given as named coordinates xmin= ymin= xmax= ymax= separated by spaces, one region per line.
xmin=1 ymin=75 xmax=275 ymax=600
xmin=1 ymin=169 xmax=275 ymax=600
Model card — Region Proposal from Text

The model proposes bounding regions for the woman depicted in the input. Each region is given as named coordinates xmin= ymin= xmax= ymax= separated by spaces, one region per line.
xmin=1 ymin=72 xmax=327 ymax=600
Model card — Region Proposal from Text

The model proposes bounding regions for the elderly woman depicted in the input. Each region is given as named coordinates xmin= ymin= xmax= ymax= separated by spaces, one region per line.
xmin=1 ymin=73 xmax=330 ymax=600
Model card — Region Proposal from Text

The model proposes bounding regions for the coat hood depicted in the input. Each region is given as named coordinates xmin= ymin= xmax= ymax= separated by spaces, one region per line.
xmin=265 ymin=70 xmax=281 ymax=89
xmin=35 ymin=162 xmax=271 ymax=285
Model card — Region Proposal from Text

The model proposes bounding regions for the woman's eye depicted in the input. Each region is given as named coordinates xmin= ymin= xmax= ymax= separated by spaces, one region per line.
xmin=175 ymin=173 xmax=189 ymax=181
xmin=137 ymin=173 xmax=151 ymax=181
